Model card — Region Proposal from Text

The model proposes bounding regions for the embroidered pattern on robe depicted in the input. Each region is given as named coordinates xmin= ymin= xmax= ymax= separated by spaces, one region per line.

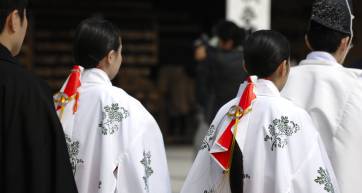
xmin=243 ymin=174 xmax=251 ymax=180
xmin=65 ymin=134 xmax=84 ymax=174
xmin=200 ymin=125 xmax=216 ymax=151
xmin=264 ymin=116 xmax=300 ymax=151
xmin=141 ymin=150 xmax=154 ymax=193
xmin=99 ymin=103 xmax=129 ymax=135
xmin=203 ymin=188 xmax=215 ymax=193
xmin=315 ymin=167 xmax=335 ymax=193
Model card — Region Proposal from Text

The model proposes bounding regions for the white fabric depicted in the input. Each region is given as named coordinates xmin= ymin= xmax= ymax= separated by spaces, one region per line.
xmin=282 ymin=51 xmax=362 ymax=193
xmin=182 ymin=79 xmax=339 ymax=193
xmin=56 ymin=68 xmax=171 ymax=193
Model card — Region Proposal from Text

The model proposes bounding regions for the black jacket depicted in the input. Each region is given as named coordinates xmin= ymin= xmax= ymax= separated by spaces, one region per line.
xmin=197 ymin=46 xmax=247 ymax=123
xmin=0 ymin=44 xmax=78 ymax=193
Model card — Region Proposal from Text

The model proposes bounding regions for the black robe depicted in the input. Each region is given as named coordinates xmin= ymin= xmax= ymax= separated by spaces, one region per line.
xmin=0 ymin=44 xmax=78 ymax=193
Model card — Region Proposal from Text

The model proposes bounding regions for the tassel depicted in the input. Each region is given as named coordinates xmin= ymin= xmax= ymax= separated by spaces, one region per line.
xmin=54 ymin=65 xmax=82 ymax=118
xmin=73 ymin=92 xmax=80 ymax=114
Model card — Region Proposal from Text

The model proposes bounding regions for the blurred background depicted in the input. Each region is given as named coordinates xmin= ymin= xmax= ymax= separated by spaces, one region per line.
xmin=18 ymin=0 xmax=362 ymax=192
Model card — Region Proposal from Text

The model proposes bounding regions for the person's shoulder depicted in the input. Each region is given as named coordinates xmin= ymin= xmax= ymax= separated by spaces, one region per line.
xmin=214 ymin=97 xmax=240 ymax=118
xmin=343 ymin=67 xmax=362 ymax=79
xmin=106 ymin=85 xmax=155 ymax=118
xmin=257 ymin=95 xmax=309 ymax=118
xmin=291 ymin=59 xmax=362 ymax=78
xmin=288 ymin=60 xmax=362 ymax=91
xmin=0 ymin=61 xmax=34 ymax=83
xmin=0 ymin=61 xmax=51 ymax=97
xmin=107 ymin=86 xmax=138 ymax=104
xmin=277 ymin=97 xmax=315 ymax=125
xmin=109 ymin=86 xmax=162 ymax=137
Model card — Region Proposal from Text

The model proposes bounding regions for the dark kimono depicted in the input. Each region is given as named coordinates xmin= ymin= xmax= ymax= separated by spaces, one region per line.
xmin=0 ymin=44 xmax=78 ymax=193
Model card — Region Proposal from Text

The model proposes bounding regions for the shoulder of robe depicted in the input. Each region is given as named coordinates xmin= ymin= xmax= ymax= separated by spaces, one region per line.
xmin=256 ymin=95 xmax=312 ymax=125
xmin=214 ymin=97 xmax=239 ymax=118
xmin=342 ymin=67 xmax=362 ymax=79
xmin=0 ymin=62 xmax=52 ymax=101
xmin=105 ymin=85 xmax=158 ymax=126
xmin=291 ymin=60 xmax=362 ymax=80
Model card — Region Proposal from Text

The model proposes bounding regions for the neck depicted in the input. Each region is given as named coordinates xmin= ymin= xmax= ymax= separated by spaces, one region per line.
xmin=263 ymin=76 xmax=282 ymax=91
xmin=330 ymin=52 xmax=340 ymax=64
xmin=96 ymin=66 xmax=112 ymax=80
xmin=0 ymin=35 xmax=14 ymax=56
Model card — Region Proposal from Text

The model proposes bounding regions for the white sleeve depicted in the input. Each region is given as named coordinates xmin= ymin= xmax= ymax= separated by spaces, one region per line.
xmin=290 ymin=137 xmax=340 ymax=193
xmin=115 ymin=112 xmax=171 ymax=193
xmin=181 ymin=107 xmax=233 ymax=193
xmin=289 ymin=111 xmax=340 ymax=193
xmin=332 ymin=83 xmax=362 ymax=193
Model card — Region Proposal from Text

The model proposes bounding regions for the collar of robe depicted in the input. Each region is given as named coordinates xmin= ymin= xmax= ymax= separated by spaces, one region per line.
xmin=81 ymin=68 xmax=113 ymax=86
xmin=0 ymin=43 xmax=19 ymax=65
xmin=253 ymin=79 xmax=280 ymax=98
xmin=236 ymin=78 xmax=280 ymax=98
xmin=301 ymin=51 xmax=341 ymax=67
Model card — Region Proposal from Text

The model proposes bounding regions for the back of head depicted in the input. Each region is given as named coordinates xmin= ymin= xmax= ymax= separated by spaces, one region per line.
xmin=73 ymin=17 xmax=121 ymax=69
xmin=244 ymin=30 xmax=290 ymax=78
xmin=214 ymin=20 xmax=246 ymax=48
xmin=307 ymin=0 xmax=353 ymax=53
xmin=307 ymin=21 xmax=349 ymax=53
xmin=0 ymin=0 xmax=27 ymax=33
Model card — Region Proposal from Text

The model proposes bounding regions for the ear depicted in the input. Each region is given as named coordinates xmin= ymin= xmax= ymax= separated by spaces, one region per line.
xmin=277 ymin=60 xmax=288 ymax=77
xmin=339 ymin=36 xmax=350 ymax=52
xmin=5 ymin=10 xmax=20 ymax=33
xmin=106 ymin=50 xmax=116 ymax=65
xmin=305 ymin=35 xmax=313 ymax=51
xmin=11 ymin=10 xmax=21 ymax=32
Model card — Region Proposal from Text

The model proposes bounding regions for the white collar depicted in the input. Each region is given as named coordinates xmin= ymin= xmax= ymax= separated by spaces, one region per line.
xmin=301 ymin=51 xmax=341 ymax=67
xmin=81 ymin=68 xmax=112 ymax=86
xmin=255 ymin=79 xmax=280 ymax=97
xmin=237 ymin=79 xmax=280 ymax=98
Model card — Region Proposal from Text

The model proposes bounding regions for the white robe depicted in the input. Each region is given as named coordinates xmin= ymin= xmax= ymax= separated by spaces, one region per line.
xmin=55 ymin=68 xmax=171 ymax=193
xmin=282 ymin=51 xmax=362 ymax=193
xmin=181 ymin=79 xmax=340 ymax=193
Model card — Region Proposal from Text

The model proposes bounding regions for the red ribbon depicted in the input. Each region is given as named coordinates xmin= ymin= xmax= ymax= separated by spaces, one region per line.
xmin=211 ymin=77 xmax=256 ymax=170
xmin=56 ymin=65 xmax=82 ymax=113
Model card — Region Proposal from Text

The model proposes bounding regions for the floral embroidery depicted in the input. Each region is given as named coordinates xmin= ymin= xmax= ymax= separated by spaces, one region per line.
xmin=65 ymin=134 xmax=84 ymax=174
xmin=243 ymin=174 xmax=251 ymax=180
xmin=99 ymin=103 xmax=129 ymax=135
xmin=203 ymin=188 xmax=215 ymax=193
xmin=315 ymin=167 xmax=335 ymax=193
xmin=140 ymin=150 xmax=154 ymax=193
xmin=200 ymin=125 xmax=216 ymax=151
xmin=264 ymin=116 xmax=300 ymax=151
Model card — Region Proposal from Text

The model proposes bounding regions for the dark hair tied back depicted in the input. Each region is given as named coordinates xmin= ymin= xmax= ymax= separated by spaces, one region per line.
xmin=73 ymin=17 xmax=121 ymax=68
xmin=244 ymin=30 xmax=290 ymax=78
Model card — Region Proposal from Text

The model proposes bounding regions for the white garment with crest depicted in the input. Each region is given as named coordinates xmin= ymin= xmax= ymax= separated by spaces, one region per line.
xmin=282 ymin=51 xmax=362 ymax=193
xmin=181 ymin=79 xmax=340 ymax=193
xmin=55 ymin=68 xmax=171 ymax=193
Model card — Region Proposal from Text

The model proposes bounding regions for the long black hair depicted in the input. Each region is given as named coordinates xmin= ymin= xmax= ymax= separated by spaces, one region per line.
xmin=244 ymin=30 xmax=290 ymax=78
xmin=230 ymin=142 xmax=244 ymax=193
xmin=73 ymin=17 xmax=121 ymax=68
